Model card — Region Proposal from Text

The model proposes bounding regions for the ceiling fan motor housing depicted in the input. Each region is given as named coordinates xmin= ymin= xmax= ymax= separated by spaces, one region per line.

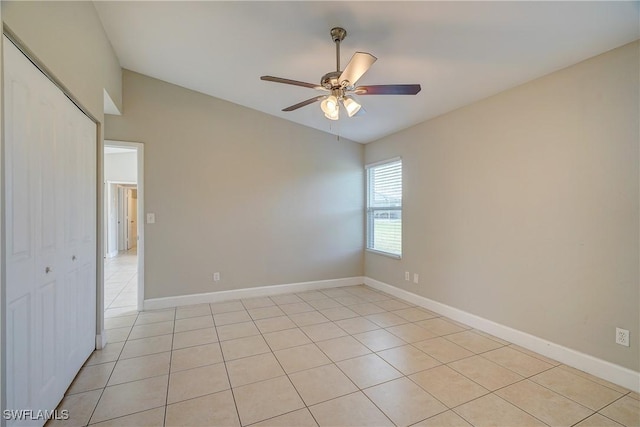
xmin=330 ymin=27 xmax=347 ymax=43
xmin=321 ymin=71 xmax=344 ymax=90
xmin=323 ymin=27 xmax=354 ymax=91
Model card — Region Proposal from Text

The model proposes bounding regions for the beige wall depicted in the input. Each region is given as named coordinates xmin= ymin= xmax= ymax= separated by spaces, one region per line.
xmin=2 ymin=0 xmax=636 ymax=375
xmin=2 ymin=1 xmax=122 ymax=119
xmin=365 ymin=41 xmax=639 ymax=371
xmin=106 ymin=70 xmax=364 ymax=299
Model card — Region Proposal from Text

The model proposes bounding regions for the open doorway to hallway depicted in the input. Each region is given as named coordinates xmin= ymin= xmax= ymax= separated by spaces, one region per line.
xmin=104 ymin=141 xmax=145 ymax=318
xmin=104 ymin=182 xmax=138 ymax=315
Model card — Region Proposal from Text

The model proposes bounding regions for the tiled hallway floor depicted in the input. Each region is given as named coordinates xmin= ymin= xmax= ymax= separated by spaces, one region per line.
xmin=104 ymin=248 xmax=138 ymax=317
xmin=56 ymin=285 xmax=638 ymax=427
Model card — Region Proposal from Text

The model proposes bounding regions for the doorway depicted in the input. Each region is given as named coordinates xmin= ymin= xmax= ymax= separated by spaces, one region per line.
xmin=103 ymin=141 xmax=145 ymax=317
xmin=115 ymin=184 xmax=138 ymax=252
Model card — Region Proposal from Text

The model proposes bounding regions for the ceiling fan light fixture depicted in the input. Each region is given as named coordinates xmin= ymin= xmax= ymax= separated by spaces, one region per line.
xmin=324 ymin=107 xmax=339 ymax=120
xmin=320 ymin=95 xmax=339 ymax=115
xmin=342 ymin=96 xmax=361 ymax=117
xmin=261 ymin=27 xmax=421 ymax=119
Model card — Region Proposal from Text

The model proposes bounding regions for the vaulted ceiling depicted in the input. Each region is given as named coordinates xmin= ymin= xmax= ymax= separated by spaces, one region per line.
xmin=95 ymin=1 xmax=639 ymax=143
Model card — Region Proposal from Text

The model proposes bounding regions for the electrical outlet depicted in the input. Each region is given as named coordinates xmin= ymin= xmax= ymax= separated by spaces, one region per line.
xmin=405 ymin=271 xmax=410 ymax=281
xmin=413 ymin=273 xmax=419 ymax=284
xmin=616 ymin=328 xmax=629 ymax=347
xmin=213 ymin=272 xmax=221 ymax=282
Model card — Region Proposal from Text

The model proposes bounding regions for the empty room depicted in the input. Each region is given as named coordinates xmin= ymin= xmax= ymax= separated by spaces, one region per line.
xmin=1 ymin=1 xmax=639 ymax=427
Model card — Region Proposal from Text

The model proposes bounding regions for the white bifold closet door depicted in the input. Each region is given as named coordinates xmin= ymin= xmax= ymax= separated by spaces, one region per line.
xmin=4 ymin=36 xmax=97 ymax=426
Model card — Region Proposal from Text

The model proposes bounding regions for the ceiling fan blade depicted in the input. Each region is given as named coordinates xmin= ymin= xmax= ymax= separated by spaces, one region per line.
xmin=354 ymin=84 xmax=421 ymax=95
xmin=339 ymin=52 xmax=377 ymax=87
xmin=282 ymin=96 xmax=325 ymax=112
xmin=261 ymin=75 xmax=321 ymax=90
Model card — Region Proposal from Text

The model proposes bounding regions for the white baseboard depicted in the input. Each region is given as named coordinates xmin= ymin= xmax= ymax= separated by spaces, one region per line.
xmin=143 ymin=276 xmax=365 ymax=310
xmin=140 ymin=274 xmax=638 ymax=392
xmin=95 ymin=330 xmax=108 ymax=350
xmin=364 ymin=277 xmax=640 ymax=393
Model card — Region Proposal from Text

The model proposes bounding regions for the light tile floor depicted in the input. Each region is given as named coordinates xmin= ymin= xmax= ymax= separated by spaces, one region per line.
xmin=55 ymin=284 xmax=639 ymax=427
xmin=104 ymin=248 xmax=138 ymax=317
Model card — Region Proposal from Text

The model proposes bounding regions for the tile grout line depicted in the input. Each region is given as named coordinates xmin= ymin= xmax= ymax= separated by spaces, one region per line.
xmin=313 ymin=289 xmax=401 ymax=426
xmin=556 ymin=365 xmax=634 ymax=395
xmin=81 ymin=309 xmax=141 ymax=426
xmin=258 ymin=318 xmax=320 ymax=427
xmin=232 ymin=288 xmax=384 ymax=424
xmin=104 ymin=267 xmax=138 ymax=311
xmin=161 ymin=307 xmax=178 ymax=427
xmin=245 ymin=286 xmax=396 ymax=425
xmin=77 ymin=284 xmax=637 ymax=427
xmin=247 ymin=305 xmax=603 ymax=425
xmin=212 ymin=304 xmax=244 ymax=427
xmin=257 ymin=289 xmax=404 ymax=424
xmin=526 ymin=366 xmax=627 ymax=414
xmin=590 ymin=392 xmax=635 ymax=424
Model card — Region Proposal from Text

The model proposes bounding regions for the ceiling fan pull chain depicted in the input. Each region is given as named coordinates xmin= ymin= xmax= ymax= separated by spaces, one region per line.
xmin=328 ymin=119 xmax=340 ymax=141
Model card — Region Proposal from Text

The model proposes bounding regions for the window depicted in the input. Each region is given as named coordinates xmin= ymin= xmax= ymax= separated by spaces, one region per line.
xmin=366 ymin=158 xmax=402 ymax=258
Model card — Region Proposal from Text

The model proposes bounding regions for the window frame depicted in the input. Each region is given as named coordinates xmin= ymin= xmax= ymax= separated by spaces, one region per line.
xmin=365 ymin=157 xmax=402 ymax=259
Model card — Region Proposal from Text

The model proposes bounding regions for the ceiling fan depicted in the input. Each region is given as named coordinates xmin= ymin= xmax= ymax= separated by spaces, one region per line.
xmin=261 ymin=27 xmax=421 ymax=120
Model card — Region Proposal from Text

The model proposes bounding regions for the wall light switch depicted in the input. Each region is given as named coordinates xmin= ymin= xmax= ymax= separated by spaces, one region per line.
xmin=405 ymin=272 xmax=410 ymax=281
xmin=146 ymin=213 xmax=156 ymax=224
xmin=413 ymin=273 xmax=419 ymax=284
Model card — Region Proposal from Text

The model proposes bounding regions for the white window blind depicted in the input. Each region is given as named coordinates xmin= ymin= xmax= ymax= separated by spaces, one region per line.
xmin=366 ymin=159 xmax=402 ymax=257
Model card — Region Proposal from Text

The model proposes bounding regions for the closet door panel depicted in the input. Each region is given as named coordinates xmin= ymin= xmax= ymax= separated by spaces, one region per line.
xmin=64 ymin=119 xmax=81 ymax=249
xmin=77 ymin=110 xmax=97 ymax=361
xmin=78 ymin=263 xmax=96 ymax=362
xmin=6 ymin=296 xmax=31 ymax=412
xmin=35 ymin=95 xmax=59 ymax=260
xmin=33 ymin=79 xmax=64 ymax=412
xmin=34 ymin=281 xmax=58 ymax=410
xmin=4 ymin=36 xmax=98 ymax=424
xmin=63 ymin=268 xmax=80 ymax=378
xmin=60 ymin=99 xmax=96 ymax=376
xmin=4 ymin=41 xmax=37 ymax=417
xmin=5 ymin=75 xmax=34 ymax=304
xmin=61 ymin=112 xmax=90 ymax=376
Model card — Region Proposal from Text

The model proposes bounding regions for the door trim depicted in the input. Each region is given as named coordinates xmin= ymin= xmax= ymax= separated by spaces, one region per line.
xmin=104 ymin=140 xmax=145 ymax=312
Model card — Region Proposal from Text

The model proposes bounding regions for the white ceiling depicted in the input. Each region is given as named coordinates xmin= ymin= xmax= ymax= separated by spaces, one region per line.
xmin=94 ymin=1 xmax=639 ymax=143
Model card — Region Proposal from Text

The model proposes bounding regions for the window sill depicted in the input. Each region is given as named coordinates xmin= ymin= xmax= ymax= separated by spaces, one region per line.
xmin=366 ymin=248 xmax=402 ymax=260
